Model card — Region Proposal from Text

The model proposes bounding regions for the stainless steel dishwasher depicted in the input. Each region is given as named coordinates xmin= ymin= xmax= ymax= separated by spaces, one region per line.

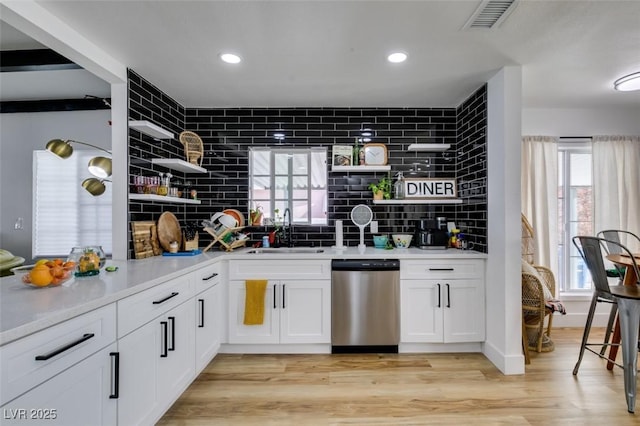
xmin=331 ymin=259 xmax=400 ymax=353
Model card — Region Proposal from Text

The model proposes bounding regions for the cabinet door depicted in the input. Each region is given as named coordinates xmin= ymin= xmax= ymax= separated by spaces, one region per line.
xmin=117 ymin=318 xmax=161 ymax=426
xmin=400 ymin=280 xmax=444 ymax=343
xmin=195 ymin=283 xmax=222 ymax=373
xmin=228 ymin=280 xmax=278 ymax=344
xmin=280 ymin=280 xmax=331 ymax=344
xmin=0 ymin=343 xmax=117 ymax=426
xmin=443 ymin=280 xmax=485 ymax=343
xmin=159 ymin=300 xmax=195 ymax=410
xmin=118 ymin=300 xmax=195 ymax=425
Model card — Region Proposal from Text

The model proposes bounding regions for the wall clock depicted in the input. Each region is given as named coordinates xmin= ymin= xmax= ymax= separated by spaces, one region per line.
xmin=363 ymin=143 xmax=388 ymax=166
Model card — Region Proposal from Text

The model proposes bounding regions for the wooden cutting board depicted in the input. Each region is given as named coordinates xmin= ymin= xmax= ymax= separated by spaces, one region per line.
xmin=131 ymin=221 xmax=161 ymax=259
xmin=157 ymin=211 xmax=182 ymax=252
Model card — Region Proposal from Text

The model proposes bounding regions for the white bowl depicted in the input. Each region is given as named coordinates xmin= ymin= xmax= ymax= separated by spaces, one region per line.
xmin=218 ymin=213 xmax=237 ymax=229
xmin=391 ymin=234 xmax=413 ymax=248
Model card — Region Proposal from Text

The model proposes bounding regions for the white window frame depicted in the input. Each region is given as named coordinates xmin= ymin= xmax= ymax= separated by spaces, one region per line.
xmin=558 ymin=139 xmax=592 ymax=293
xmin=249 ymin=147 xmax=327 ymax=226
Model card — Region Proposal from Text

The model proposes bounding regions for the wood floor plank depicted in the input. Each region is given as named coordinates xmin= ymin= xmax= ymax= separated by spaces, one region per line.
xmin=158 ymin=328 xmax=640 ymax=425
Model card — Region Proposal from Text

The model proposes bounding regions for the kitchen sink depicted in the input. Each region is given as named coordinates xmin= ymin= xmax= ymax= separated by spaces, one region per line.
xmin=246 ymin=248 xmax=325 ymax=254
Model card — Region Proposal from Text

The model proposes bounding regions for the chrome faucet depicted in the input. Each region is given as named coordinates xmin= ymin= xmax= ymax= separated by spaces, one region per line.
xmin=283 ymin=208 xmax=294 ymax=247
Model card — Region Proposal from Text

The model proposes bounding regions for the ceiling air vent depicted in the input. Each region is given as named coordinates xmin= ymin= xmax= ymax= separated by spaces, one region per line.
xmin=462 ymin=0 xmax=519 ymax=29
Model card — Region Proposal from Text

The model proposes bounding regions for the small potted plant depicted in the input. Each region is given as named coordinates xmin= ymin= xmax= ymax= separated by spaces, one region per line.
xmin=249 ymin=204 xmax=263 ymax=226
xmin=368 ymin=176 xmax=392 ymax=200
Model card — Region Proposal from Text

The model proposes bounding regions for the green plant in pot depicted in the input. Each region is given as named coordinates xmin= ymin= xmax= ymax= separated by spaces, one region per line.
xmin=368 ymin=176 xmax=392 ymax=200
xmin=249 ymin=204 xmax=263 ymax=226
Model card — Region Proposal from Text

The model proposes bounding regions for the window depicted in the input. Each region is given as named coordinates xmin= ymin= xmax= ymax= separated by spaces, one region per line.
xmin=33 ymin=150 xmax=112 ymax=258
xmin=557 ymin=140 xmax=592 ymax=292
xmin=249 ymin=147 xmax=327 ymax=225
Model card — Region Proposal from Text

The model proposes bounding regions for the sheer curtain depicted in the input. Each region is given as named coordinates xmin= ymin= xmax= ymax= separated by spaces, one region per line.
xmin=592 ymin=136 xmax=640 ymax=252
xmin=521 ymin=136 xmax=558 ymax=273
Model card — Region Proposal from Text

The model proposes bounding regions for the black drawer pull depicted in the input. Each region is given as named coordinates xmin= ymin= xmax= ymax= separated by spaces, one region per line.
xmin=198 ymin=298 xmax=205 ymax=328
xmin=160 ymin=321 xmax=168 ymax=358
xmin=168 ymin=316 xmax=176 ymax=351
xmin=109 ymin=352 xmax=119 ymax=399
xmin=202 ymin=272 xmax=218 ymax=281
xmin=446 ymin=283 xmax=451 ymax=308
xmin=282 ymin=284 xmax=286 ymax=309
xmin=273 ymin=284 xmax=277 ymax=309
xmin=429 ymin=268 xmax=454 ymax=271
xmin=35 ymin=333 xmax=95 ymax=361
xmin=152 ymin=292 xmax=179 ymax=305
xmin=437 ymin=283 xmax=441 ymax=308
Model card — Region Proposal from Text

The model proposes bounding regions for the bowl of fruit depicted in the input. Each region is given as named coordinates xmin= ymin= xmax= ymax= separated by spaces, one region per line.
xmin=12 ymin=258 xmax=76 ymax=288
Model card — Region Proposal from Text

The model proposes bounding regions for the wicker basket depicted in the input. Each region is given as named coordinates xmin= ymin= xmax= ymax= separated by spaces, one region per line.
xmin=179 ymin=131 xmax=204 ymax=166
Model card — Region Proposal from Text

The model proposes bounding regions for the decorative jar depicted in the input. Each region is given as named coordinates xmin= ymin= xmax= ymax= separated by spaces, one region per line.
xmin=68 ymin=246 xmax=106 ymax=276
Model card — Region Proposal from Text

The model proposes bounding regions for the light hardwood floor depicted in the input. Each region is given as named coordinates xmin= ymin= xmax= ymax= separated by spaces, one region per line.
xmin=158 ymin=328 xmax=638 ymax=425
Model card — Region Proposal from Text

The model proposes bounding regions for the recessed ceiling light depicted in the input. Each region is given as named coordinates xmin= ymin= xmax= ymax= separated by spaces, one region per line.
xmin=219 ymin=53 xmax=241 ymax=64
xmin=614 ymin=72 xmax=640 ymax=91
xmin=387 ymin=52 xmax=408 ymax=63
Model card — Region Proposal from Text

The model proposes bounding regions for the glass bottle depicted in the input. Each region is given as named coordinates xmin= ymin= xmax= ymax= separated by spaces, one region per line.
xmin=157 ymin=172 xmax=168 ymax=196
xmin=394 ymin=172 xmax=405 ymax=199
xmin=353 ymin=137 xmax=361 ymax=166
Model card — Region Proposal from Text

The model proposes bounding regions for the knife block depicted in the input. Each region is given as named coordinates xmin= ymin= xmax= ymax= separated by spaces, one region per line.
xmin=182 ymin=231 xmax=199 ymax=251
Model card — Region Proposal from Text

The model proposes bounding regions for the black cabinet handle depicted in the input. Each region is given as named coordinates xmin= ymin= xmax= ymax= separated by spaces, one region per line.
xmin=202 ymin=272 xmax=218 ymax=281
xmin=429 ymin=268 xmax=454 ymax=271
xmin=35 ymin=333 xmax=95 ymax=361
xmin=168 ymin=316 xmax=175 ymax=351
xmin=273 ymin=284 xmax=277 ymax=309
xmin=446 ymin=283 xmax=451 ymax=308
xmin=437 ymin=283 xmax=441 ymax=308
xmin=282 ymin=284 xmax=286 ymax=309
xmin=109 ymin=352 xmax=119 ymax=399
xmin=153 ymin=292 xmax=179 ymax=305
xmin=198 ymin=298 xmax=205 ymax=328
xmin=160 ymin=321 xmax=168 ymax=358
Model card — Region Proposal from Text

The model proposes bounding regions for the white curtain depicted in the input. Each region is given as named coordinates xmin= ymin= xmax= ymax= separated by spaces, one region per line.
xmin=592 ymin=136 xmax=640 ymax=252
xmin=521 ymin=136 xmax=558 ymax=274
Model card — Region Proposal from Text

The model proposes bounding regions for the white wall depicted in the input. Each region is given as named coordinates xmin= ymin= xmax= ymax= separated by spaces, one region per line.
xmin=484 ymin=66 xmax=524 ymax=375
xmin=522 ymin=106 xmax=640 ymax=328
xmin=0 ymin=110 xmax=112 ymax=260
xmin=523 ymin=107 xmax=640 ymax=136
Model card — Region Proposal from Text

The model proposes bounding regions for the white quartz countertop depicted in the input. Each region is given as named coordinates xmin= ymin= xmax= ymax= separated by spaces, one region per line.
xmin=0 ymin=246 xmax=485 ymax=346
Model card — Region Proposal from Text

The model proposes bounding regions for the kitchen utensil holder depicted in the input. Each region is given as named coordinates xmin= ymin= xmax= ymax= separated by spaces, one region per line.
xmin=182 ymin=231 xmax=199 ymax=251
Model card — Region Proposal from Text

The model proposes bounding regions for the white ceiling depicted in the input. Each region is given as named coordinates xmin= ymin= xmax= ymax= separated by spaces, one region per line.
xmin=2 ymin=0 xmax=640 ymax=109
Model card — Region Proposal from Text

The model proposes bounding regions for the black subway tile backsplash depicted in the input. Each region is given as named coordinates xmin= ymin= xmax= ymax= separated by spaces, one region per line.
xmin=127 ymin=69 xmax=488 ymax=258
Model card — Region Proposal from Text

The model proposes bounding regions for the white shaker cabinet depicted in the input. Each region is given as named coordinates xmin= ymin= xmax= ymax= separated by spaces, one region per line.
xmin=401 ymin=259 xmax=485 ymax=343
xmin=0 ymin=305 xmax=117 ymax=425
xmin=194 ymin=263 xmax=223 ymax=373
xmin=116 ymin=274 xmax=195 ymax=426
xmin=228 ymin=279 xmax=331 ymax=345
xmin=0 ymin=343 xmax=118 ymax=426
xmin=227 ymin=260 xmax=331 ymax=345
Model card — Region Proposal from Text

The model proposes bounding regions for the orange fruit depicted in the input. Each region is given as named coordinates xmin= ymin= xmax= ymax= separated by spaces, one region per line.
xmin=63 ymin=261 xmax=77 ymax=269
xmin=50 ymin=265 xmax=64 ymax=279
xmin=29 ymin=265 xmax=53 ymax=287
xmin=53 ymin=259 xmax=64 ymax=266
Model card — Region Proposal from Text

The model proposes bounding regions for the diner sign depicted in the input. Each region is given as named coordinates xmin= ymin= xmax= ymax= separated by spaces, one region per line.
xmin=404 ymin=178 xmax=457 ymax=199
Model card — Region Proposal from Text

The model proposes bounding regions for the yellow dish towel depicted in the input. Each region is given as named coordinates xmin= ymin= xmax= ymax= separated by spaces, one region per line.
xmin=243 ymin=279 xmax=268 ymax=325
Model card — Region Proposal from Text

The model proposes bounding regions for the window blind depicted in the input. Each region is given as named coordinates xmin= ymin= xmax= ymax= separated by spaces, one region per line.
xmin=33 ymin=150 xmax=112 ymax=258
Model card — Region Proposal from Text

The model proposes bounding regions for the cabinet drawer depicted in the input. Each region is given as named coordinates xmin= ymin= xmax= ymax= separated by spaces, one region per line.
xmin=194 ymin=262 xmax=221 ymax=294
xmin=0 ymin=304 xmax=116 ymax=406
xmin=229 ymin=260 xmax=330 ymax=280
xmin=117 ymin=274 xmax=194 ymax=337
xmin=401 ymin=259 xmax=484 ymax=279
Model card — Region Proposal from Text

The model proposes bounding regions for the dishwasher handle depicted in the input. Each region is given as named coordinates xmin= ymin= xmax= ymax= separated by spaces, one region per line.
xmin=331 ymin=259 xmax=400 ymax=271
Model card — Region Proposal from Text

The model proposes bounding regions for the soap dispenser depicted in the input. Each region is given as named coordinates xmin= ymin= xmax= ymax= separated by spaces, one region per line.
xmin=394 ymin=172 xmax=405 ymax=199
